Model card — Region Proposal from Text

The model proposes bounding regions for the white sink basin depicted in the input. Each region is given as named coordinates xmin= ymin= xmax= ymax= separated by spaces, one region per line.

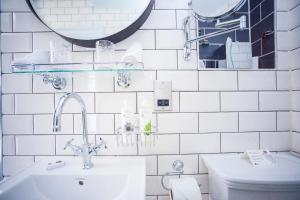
xmin=0 ymin=157 xmax=145 ymax=200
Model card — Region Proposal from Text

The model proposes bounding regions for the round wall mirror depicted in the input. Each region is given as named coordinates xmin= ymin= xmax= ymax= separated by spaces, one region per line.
xmin=192 ymin=0 xmax=247 ymax=21
xmin=26 ymin=0 xmax=154 ymax=47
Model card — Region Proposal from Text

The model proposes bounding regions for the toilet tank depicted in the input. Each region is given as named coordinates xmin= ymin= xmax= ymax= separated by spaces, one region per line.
xmin=202 ymin=153 xmax=300 ymax=200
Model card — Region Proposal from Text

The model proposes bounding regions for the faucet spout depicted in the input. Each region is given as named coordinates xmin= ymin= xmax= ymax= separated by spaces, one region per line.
xmin=53 ymin=93 xmax=89 ymax=145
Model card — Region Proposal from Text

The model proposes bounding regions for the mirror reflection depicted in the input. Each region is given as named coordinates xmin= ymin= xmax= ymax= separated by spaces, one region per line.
xmin=192 ymin=0 xmax=247 ymax=21
xmin=29 ymin=0 xmax=151 ymax=40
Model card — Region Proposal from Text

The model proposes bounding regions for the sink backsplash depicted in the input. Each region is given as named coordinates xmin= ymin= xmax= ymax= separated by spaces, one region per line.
xmin=1 ymin=0 xmax=300 ymax=199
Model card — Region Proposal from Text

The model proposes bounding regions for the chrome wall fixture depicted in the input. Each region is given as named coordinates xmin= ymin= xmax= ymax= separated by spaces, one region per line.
xmin=183 ymin=15 xmax=247 ymax=61
xmin=42 ymin=74 xmax=66 ymax=90
xmin=161 ymin=160 xmax=184 ymax=191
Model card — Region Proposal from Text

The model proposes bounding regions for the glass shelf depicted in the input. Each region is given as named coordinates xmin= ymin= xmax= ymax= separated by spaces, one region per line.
xmin=11 ymin=62 xmax=144 ymax=74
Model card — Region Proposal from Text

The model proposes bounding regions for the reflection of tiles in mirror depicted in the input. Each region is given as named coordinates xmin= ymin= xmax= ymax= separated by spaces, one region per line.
xmin=197 ymin=0 xmax=275 ymax=69
xmin=33 ymin=0 xmax=144 ymax=36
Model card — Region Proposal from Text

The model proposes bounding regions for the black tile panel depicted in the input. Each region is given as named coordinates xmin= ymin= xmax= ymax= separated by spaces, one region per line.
xmin=261 ymin=32 xmax=274 ymax=55
xmin=236 ymin=29 xmax=250 ymax=42
xmin=199 ymin=45 xmax=226 ymax=60
xmin=259 ymin=52 xmax=275 ymax=69
xmin=251 ymin=13 xmax=274 ymax=42
xmin=252 ymin=39 xmax=261 ymax=57
xmin=250 ymin=5 xmax=261 ymax=27
xmin=261 ymin=0 xmax=274 ymax=19
xmin=250 ymin=0 xmax=263 ymax=10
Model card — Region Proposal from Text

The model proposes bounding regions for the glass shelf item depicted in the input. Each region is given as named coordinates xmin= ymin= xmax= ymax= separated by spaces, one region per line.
xmin=11 ymin=62 xmax=144 ymax=74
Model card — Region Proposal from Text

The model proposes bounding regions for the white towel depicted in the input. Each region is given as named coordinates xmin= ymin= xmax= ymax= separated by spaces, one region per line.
xmin=170 ymin=177 xmax=202 ymax=200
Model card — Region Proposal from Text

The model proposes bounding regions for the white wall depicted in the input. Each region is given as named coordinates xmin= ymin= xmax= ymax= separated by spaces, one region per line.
xmin=276 ymin=0 xmax=300 ymax=154
xmin=0 ymin=0 xmax=293 ymax=199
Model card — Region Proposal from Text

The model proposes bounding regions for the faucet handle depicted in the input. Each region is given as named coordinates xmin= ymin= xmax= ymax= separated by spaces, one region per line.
xmin=64 ymin=138 xmax=82 ymax=155
xmin=92 ymin=137 xmax=107 ymax=154
xmin=64 ymin=138 xmax=75 ymax=150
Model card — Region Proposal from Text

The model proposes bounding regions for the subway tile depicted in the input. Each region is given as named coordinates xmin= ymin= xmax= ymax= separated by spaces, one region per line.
xmin=13 ymin=12 xmax=49 ymax=32
xmin=181 ymin=134 xmax=220 ymax=154
xmin=287 ymin=29 xmax=300 ymax=53
xmin=155 ymin=0 xmax=190 ymax=9
xmin=180 ymin=92 xmax=220 ymax=112
xmin=277 ymin=11 xmax=290 ymax=31
xmin=277 ymin=51 xmax=291 ymax=70
xmin=74 ymin=114 xmax=114 ymax=134
xmin=156 ymin=30 xmax=184 ymax=50
xmin=221 ymin=132 xmax=259 ymax=152
xmin=292 ymin=69 xmax=300 ymax=90
xmin=137 ymin=92 xmax=180 ymax=112
xmin=1 ymin=0 xmax=30 ymax=11
xmin=33 ymin=32 xmax=71 ymax=51
xmin=277 ymin=112 xmax=290 ymax=131
xmin=2 ymin=74 xmax=32 ymax=93
xmin=33 ymin=73 xmax=72 ymax=93
xmin=146 ymin=176 xmax=167 ymax=195
xmin=290 ymin=48 xmax=300 ymax=70
xmin=55 ymin=93 xmax=94 ymax=113
xmin=198 ymin=112 xmax=238 ymax=133
xmin=56 ymin=135 xmax=95 ymax=155
xmin=141 ymin=10 xmax=176 ymax=29
xmin=239 ymin=112 xmax=276 ymax=131
xmin=3 ymin=156 xmax=34 ymax=177
xmin=157 ymin=71 xmax=198 ymax=91
xmin=292 ymin=91 xmax=300 ymax=111
xmin=3 ymin=136 xmax=15 ymax=155
xmin=260 ymin=132 xmax=290 ymax=151
xmin=15 ymin=94 xmax=54 ymax=114
xmin=238 ymin=71 xmax=276 ymax=90
xmin=1 ymin=53 xmax=13 ymax=73
xmin=95 ymin=93 xmax=136 ymax=113
xmin=16 ymin=135 xmax=55 ymax=155
xmin=277 ymin=71 xmax=290 ymax=90
xmin=292 ymin=132 xmax=300 ymax=153
xmin=144 ymin=156 xmax=158 ymax=175
xmin=3 ymin=115 xmax=33 ymax=134
xmin=158 ymin=155 xmax=198 ymax=175
xmin=73 ymin=72 xmax=114 ymax=92
xmin=292 ymin=112 xmax=300 ymax=132
xmin=290 ymin=5 xmax=300 ymax=30
xmin=157 ymin=113 xmax=198 ymax=133
xmin=139 ymin=134 xmax=179 ymax=155
xmin=115 ymin=71 xmax=155 ymax=92
xmin=1 ymin=13 xmax=12 ymax=32
xmin=143 ymin=50 xmax=177 ymax=70
xmin=95 ymin=135 xmax=137 ymax=155
xmin=176 ymin=10 xmax=196 ymax=29
xmin=277 ymin=31 xmax=292 ymax=51
xmin=177 ymin=50 xmax=198 ymax=70
xmin=116 ymin=30 xmax=155 ymax=50
xmin=2 ymin=94 xmax=15 ymax=114
xmin=221 ymin=92 xmax=258 ymax=111
xmin=1 ymin=33 xmax=32 ymax=53
xmin=259 ymin=91 xmax=290 ymax=111
xmin=34 ymin=114 xmax=73 ymax=134
xmin=198 ymin=155 xmax=208 ymax=173
xmin=198 ymin=71 xmax=237 ymax=91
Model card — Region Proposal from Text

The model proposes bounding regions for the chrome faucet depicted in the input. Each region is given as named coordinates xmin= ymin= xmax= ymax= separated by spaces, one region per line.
xmin=53 ymin=92 xmax=106 ymax=169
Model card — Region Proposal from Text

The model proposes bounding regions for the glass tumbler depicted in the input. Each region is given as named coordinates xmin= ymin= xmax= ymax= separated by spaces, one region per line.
xmin=95 ymin=40 xmax=115 ymax=65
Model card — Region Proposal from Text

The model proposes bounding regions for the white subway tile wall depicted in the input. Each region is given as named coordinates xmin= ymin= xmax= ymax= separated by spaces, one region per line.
xmin=0 ymin=0 xmax=295 ymax=199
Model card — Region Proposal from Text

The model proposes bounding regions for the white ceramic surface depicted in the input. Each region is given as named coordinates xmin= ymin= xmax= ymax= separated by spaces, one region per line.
xmin=0 ymin=157 xmax=145 ymax=200
xmin=202 ymin=153 xmax=300 ymax=200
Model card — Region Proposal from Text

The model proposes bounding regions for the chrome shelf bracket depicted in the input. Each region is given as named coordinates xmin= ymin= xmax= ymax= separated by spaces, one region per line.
xmin=42 ymin=74 xmax=66 ymax=90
